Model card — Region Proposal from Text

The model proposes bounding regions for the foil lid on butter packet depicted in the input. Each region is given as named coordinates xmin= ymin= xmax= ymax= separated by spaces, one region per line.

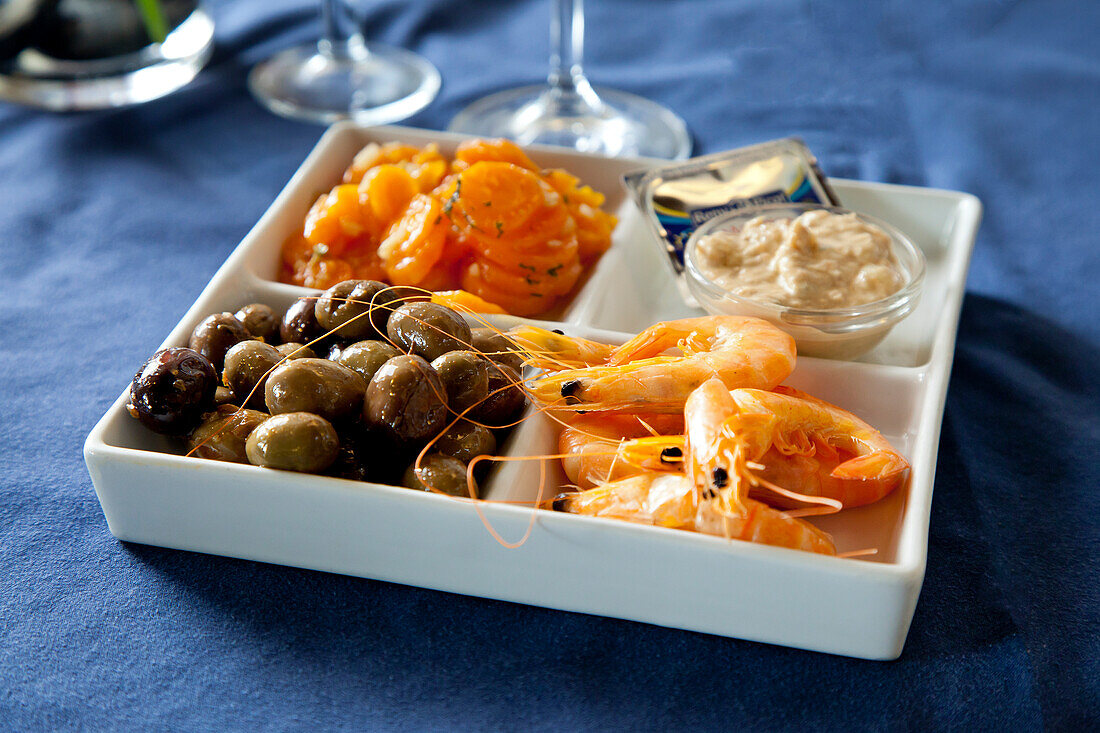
xmin=623 ymin=137 xmax=839 ymax=274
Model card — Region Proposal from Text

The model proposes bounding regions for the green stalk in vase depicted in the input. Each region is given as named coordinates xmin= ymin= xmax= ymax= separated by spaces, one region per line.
xmin=135 ymin=0 xmax=170 ymax=44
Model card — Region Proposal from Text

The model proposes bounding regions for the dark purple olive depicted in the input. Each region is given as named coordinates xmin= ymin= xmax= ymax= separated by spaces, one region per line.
xmin=188 ymin=312 xmax=251 ymax=372
xmin=280 ymin=296 xmax=324 ymax=346
xmin=469 ymin=363 xmax=526 ymax=425
xmin=127 ymin=347 xmax=217 ymax=435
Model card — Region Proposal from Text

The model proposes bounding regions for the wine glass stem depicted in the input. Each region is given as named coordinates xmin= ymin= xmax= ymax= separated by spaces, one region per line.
xmin=549 ymin=0 xmax=585 ymax=91
xmin=319 ymin=0 xmax=367 ymax=60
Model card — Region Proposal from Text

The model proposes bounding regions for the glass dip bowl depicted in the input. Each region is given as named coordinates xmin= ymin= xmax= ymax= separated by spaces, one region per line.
xmin=683 ymin=203 xmax=926 ymax=360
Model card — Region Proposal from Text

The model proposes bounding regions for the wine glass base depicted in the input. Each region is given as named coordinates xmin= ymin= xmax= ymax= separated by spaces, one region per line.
xmin=448 ymin=84 xmax=692 ymax=160
xmin=248 ymin=43 xmax=441 ymax=125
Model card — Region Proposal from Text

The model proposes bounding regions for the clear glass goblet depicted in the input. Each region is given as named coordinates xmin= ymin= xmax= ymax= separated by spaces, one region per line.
xmin=448 ymin=0 xmax=690 ymax=159
xmin=248 ymin=0 xmax=441 ymax=125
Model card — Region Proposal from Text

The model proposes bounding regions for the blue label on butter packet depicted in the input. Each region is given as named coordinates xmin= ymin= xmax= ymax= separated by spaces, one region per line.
xmin=623 ymin=138 xmax=838 ymax=272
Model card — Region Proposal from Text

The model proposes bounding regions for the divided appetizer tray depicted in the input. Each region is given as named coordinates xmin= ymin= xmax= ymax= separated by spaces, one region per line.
xmin=84 ymin=123 xmax=982 ymax=660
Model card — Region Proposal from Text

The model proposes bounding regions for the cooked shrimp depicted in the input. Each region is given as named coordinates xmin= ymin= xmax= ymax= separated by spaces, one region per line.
xmin=728 ymin=386 xmax=910 ymax=508
xmin=558 ymin=413 xmax=684 ymax=489
xmin=554 ymin=472 xmax=835 ymax=555
xmin=523 ymin=316 xmax=796 ymax=412
xmin=506 ymin=325 xmax=617 ymax=369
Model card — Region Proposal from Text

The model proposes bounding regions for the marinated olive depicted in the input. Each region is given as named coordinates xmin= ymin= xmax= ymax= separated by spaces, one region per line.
xmin=214 ymin=385 xmax=238 ymax=406
xmin=327 ymin=437 xmax=372 ymax=482
xmin=402 ymin=453 xmax=474 ymax=498
xmin=188 ymin=312 xmax=251 ymax=372
xmin=469 ymin=363 xmax=526 ymax=425
xmin=127 ymin=347 xmax=217 ymax=435
xmin=245 ymin=412 xmax=339 ymax=473
xmin=280 ymin=296 xmax=323 ymax=345
xmin=337 ymin=340 xmax=401 ymax=383
xmin=265 ymin=358 xmax=367 ymax=423
xmin=275 ymin=342 xmax=316 ymax=360
xmin=364 ymin=355 xmax=448 ymax=442
xmin=431 ymin=350 xmax=489 ymax=414
xmin=326 ymin=340 xmax=351 ymax=362
xmin=234 ymin=303 xmax=280 ymax=342
xmin=187 ymin=405 xmax=268 ymax=463
xmin=386 ymin=302 xmax=472 ymax=362
xmin=223 ymin=340 xmax=282 ymax=410
xmin=314 ymin=280 xmax=392 ymax=341
xmin=470 ymin=328 xmax=525 ymax=372
xmin=434 ymin=420 xmax=497 ymax=464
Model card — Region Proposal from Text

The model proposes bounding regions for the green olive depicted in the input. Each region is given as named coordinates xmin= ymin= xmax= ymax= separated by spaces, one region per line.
xmin=245 ymin=412 xmax=339 ymax=473
xmin=274 ymin=342 xmax=316 ymax=360
xmin=234 ymin=303 xmax=281 ymax=342
xmin=365 ymin=355 xmax=448 ymax=442
xmin=387 ymin=302 xmax=472 ymax=362
xmin=470 ymin=328 xmax=525 ymax=372
xmin=264 ymin=358 xmax=366 ymax=422
xmin=431 ymin=350 xmax=490 ymax=414
xmin=337 ymin=340 xmax=402 ymax=383
xmin=402 ymin=453 xmax=474 ymax=497
xmin=315 ymin=280 xmax=392 ymax=341
xmin=433 ymin=420 xmax=497 ymax=464
xmin=223 ymin=340 xmax=282 ymax=410
xmin=187 ymin=405 xmax=268 ymax=463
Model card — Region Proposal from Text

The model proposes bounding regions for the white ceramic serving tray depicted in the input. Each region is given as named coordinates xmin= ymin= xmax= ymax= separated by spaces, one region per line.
xmin=85 ymin=123 xmax=981 ymax=660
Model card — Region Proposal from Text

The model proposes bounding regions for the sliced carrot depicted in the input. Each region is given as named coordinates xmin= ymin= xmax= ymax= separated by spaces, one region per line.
xmin=378 ymin=194 xmax=447 ymax=286
xmin=453 ymin=138 xmax=539 ymax=173
xmin=342 ymin=142 xmax=421 ymax=184
xmin=451 ymin=162 xmax=547 ymax=235
xmin=461 ymin=263 xmax=561 ymax=317
xmin=304 ymin=184 xmax=367 ymax=257
xmin=431 ymin=290 xmax=508 ymax=315
xmin=359 ymin=164 xmax=419 ymax=226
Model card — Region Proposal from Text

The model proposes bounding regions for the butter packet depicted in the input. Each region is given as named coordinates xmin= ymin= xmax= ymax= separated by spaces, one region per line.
xmin=622 ymin=138 xmax=839 ymax=273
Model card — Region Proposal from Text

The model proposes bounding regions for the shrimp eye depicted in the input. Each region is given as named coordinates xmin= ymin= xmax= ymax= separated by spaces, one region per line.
xmin=660 ymin=447 xmax=682 ymax=463
xmin=560 ymin=379 xmax=582 ymax=402
xmin=551 ymin=492 xmax=574 ymax=512
xmin=551 ymin=329 xmax=565 ymax=335
xmin=711 ymin=467 xmax=729 ymax=488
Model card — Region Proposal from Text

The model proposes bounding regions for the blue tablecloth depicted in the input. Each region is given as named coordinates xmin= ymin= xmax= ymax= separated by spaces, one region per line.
xmin=3 ymin=0 xmax=1097 ymax=728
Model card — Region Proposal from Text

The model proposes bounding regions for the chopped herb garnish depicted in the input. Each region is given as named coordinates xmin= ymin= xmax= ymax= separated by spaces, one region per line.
xmin=484 ymin=201 xmax=492 ymax=207
xmin=495 ymin=221 xmax=504 ymax=238
xmin=525 ymin=276 xmax=537 ymax=285
xmin=531 ymin=292 xmax=544 ymax=297
xmin=518 ymin=263 xmax=536 ymax=271
xmin=547 ymin=264 xmax=563 ymax=277
xmin=443 ymin=178 xmax=462 ymax=215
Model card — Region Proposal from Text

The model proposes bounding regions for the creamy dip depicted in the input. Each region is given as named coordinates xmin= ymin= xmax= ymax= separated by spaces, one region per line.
xmin=693 ymin=209 xmax=905 ymax=309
